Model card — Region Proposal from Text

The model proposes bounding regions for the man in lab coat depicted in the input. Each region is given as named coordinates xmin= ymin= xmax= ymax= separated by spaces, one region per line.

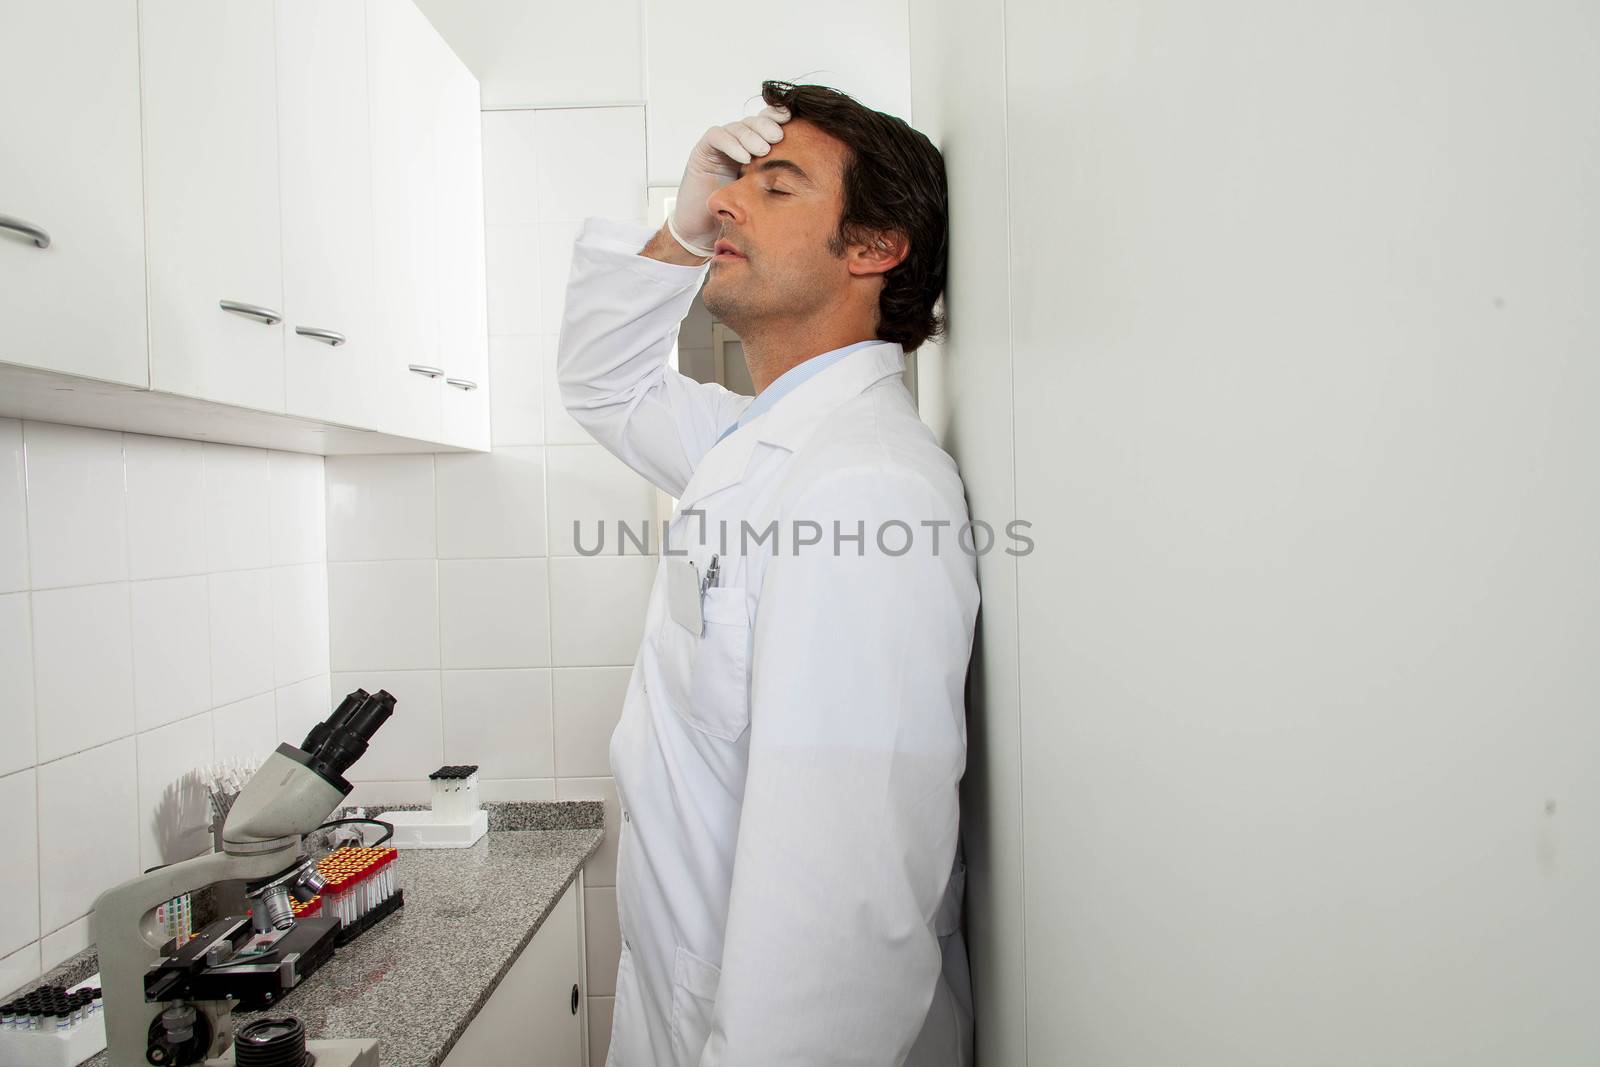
xmin=558 ymin=80 xmax=977 ymax=1066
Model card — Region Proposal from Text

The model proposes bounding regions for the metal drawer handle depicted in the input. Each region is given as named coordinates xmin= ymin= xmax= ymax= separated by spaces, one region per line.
xmin=0 ymin=214 xmax=51 ymax=249
xmin=220 ymin=300 xmax=282 ymax=325
xmin=445 ymin=377 xmax=478 ymax=391
xmin=294 ymin=325 xmax=347 ymax=346
xmin=408 ymin=364 xmax=444 ymax=378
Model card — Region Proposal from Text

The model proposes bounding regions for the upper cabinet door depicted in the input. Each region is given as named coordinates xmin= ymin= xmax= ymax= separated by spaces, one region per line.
xmin=367 ymin=0 xmax=443 ymax=443
xmin=0 ymin=0 xmax=148 ymax=387
xmin=437 ymin=57 xmax=491 ymax=451
xmin=278 ymin=0 xmax=377 ymax=429
xmin=141 ymin=0 xmax=286 ymax=412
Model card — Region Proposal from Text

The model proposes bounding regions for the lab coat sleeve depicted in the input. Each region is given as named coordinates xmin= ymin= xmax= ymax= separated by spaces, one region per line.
xmin=557 ymin=216 xmax=754 ymax=496
xmin=702 ymin=464 xmax=979 ymax=1066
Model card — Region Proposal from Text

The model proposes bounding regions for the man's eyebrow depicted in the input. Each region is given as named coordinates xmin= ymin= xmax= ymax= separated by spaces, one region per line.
xmin=742 ymin=158 xmax=816 ymax=187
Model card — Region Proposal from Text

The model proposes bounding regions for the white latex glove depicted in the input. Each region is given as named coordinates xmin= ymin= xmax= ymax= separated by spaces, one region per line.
xmin=667 ymin=105 xmax=792 ymax=258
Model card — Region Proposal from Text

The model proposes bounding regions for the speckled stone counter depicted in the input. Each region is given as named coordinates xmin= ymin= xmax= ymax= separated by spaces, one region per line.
xmin=73 ymin=815 xmax=604 ymax=1067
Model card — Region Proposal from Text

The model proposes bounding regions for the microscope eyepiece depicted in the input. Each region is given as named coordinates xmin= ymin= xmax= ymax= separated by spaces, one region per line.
xmin=299 ymin=687 xmax=370 ymax=754
xmin=306 ymin=689 xmax=396 ymax=780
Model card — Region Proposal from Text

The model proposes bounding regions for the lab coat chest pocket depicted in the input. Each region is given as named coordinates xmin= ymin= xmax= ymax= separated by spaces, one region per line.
xmin=658 ymin=583 xmax=752 ymax=743
xmin=668 ymin=946 xmax=722 ymax=1064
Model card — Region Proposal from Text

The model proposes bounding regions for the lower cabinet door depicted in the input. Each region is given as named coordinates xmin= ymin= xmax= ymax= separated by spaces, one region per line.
xmin=443 ymin=878 xmax=585 ymax=1066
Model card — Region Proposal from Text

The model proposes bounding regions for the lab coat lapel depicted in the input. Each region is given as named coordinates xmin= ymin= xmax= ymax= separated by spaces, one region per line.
xmin=675 ymin=343 xmax=907 ymax=512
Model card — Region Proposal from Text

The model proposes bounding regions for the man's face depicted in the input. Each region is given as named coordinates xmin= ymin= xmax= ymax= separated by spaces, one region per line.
xmin=700 ymin=119 xmax=851 ymax=329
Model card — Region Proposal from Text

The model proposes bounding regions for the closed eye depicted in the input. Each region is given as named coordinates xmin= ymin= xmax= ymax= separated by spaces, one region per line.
xmin=765 ymin=187 xmax=792 ymax=196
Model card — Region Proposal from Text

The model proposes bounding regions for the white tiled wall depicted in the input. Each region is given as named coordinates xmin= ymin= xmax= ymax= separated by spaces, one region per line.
xmin=326 ymin=105 xmax=650 ymax=1064
xmin=0 ymin=421 xmax=331 ymax=991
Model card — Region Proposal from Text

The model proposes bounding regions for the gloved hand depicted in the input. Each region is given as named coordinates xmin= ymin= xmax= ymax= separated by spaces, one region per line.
xmin=667 ymin=105 xmax=792 ymax=258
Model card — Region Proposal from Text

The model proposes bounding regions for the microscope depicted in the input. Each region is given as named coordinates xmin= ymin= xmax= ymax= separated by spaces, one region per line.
xmin=92 ymin=689 xmax=397 ymax=1066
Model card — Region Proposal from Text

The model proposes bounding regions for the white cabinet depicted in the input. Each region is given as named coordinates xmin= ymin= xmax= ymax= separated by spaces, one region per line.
xmin=1 ymin=0 xmax=490 ymax=453
xmin=277 ymin=0 xmax=377 ymax=429
xmin=436 ymin=59 xmax=491 ymax=451
xmin=442 ymin=877 xmax=587 ymax=1066
xmin=368 ymin=0 xmax=492 ymax=449
xmin=140 ymin=0 xmax=287 ymax=412
xmin=0 ymin=0 xmax=148 ymax=387
xmin=368 ymin=0 xmax=444 ymax=443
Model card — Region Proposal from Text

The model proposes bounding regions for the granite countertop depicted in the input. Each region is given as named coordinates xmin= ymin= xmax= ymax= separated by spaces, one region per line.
xmin=61 ymin=802 xmax=605 ymax=1067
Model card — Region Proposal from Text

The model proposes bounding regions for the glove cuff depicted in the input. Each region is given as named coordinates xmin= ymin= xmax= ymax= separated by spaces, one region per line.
xmin=665 ymin=214 xmax=715 ymax=259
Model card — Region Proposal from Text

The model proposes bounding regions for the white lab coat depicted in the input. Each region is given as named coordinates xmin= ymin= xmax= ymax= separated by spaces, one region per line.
xmin=558 ymin=217 xmax=978 ymax=1066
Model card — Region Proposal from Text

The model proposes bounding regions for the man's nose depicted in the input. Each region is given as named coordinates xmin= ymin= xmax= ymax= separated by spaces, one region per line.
xmin=705 ymin=179 xmax=746 ymax=227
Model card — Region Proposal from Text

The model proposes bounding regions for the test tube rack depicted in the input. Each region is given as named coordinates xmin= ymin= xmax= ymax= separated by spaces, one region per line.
xmin=288 ymin=846 xmax=404 ymax=946
xmin=379 ymin=765 xmax=489 ymax=849
xmin=0 ymin=975 xmax=105 ymax=1067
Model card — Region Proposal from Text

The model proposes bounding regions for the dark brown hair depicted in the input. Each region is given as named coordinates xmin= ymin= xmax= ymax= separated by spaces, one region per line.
xmin=760 ymin=80 xmax=947 ymax=351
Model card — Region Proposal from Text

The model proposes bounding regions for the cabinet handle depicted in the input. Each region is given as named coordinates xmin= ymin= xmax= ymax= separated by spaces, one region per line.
xmin=0 ymin=214 xmax=50 ymax=249
xmin=220 ymin=300 xmax=282 ymax=325
xmin=571 ymin=984 xmax=580 ymax=1015
xmin=445 ymin=377 xmax=478 ymax=391
xmin=408 ymin=364 xmax=444 ymax=378
xmin=294 ymin=325 xmax=347 ymax=347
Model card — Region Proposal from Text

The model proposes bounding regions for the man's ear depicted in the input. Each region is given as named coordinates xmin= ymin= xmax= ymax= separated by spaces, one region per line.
xmin=846 ymin=230 xmax=910 ymax=277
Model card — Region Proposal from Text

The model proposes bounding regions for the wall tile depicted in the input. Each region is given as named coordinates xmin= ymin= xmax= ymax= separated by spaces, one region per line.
xmin=33 ymin=582 xmax=134 ymax=762
xmin=347 ymin=780 xmax=433 ymax=807
xmin=536 ymin=221 xmax=584 ymax=335
xmin=489 ymin=335 xmax=546 ymax=447
xmin=548 ymin=556 xmax=655 ymax=666
xmin=477 ymin=778 xmax=556 ymax=802
xmin=534 ymin=108 xmax=646 ymax=222
xmin=39 ymin=916 xmax=90 ymax=972
xmin=325 ymin=455 xmax=437 ymax=562
xmin=130 ymin=575 xmax=211 ymax=733
xmin=203 ymin=444 xmax=271 ymax=572
xmin=277 ymin=674 xmax=333 ymax=750
xmin=485 ymin=223 xmax=543 ymax=335
xmin=136 ymin=713 xmax=215 ymax=871
xmin=331 ymin=670 xmax=443 ymax=781
xmin=583 ymin=884 xmax=620 ymax=997
xmin=0 ymin=593 xmax=36 ymax=777
xmin=0 ymin=419 xmax=26 ymax=594
xmin=269 ymin=451 xmax=326 ymax=566
xmin=328 ymin=560 xmax=439 ymax=671
xmin=0 ymin=943 xmax=41 ymax=999
xmin=556 ymin=776 xmax=617 ymax=886
xmin=436 ymin=448 xmax=547 ymax=559
xmin=0 ymin=769 xmax=39 ymax=958
xmin=23 ymin=422 xmax=128 ymax=589
xmin=439 ymin=558 xmax=550 ymax=669
xmin=209 ymin=569 xmax=274 ymax=706
xmin=213 ymin=691 xmax=278 ymax=766
xmin=481 ymin=110 xmax=541 ymax=225
xmin=553 ymin=667 xmax=629 ymax=779
xmin=37 ymin=737 xmax=139 ymax=932
xmin=442 ymin=669 xmax=554 ymax=779
xmin=125 ymin=434 xmax=207 ymax=580
xmin=273 ymin=562 xmax=330 ymax=685
xmin=543 ymin=335 xmax=593 ymax=445
xmin=587 ymin=996 xmax=614 ymax=1067
xmin=546 ymin=445 xmax=656 ymax=556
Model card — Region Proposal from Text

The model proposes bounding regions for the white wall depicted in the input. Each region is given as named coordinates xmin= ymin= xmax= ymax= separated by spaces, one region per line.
xmin=324 ymin=105 xmax=654 ymax=1065
xmin=642 ymin=0 xmax=913 ymax=185
xmin=415 ymin=0 xmax=912 ymax=186
xmin=908 ymin=0 xmax=1026 ymax=1064
xmin=413 ymin=0 xmax=644 ymax=108
xmin=916 ymin=0 xmax=1600 ymax=1062
xmin=0 ymin=423 xmax=329 ymax=995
